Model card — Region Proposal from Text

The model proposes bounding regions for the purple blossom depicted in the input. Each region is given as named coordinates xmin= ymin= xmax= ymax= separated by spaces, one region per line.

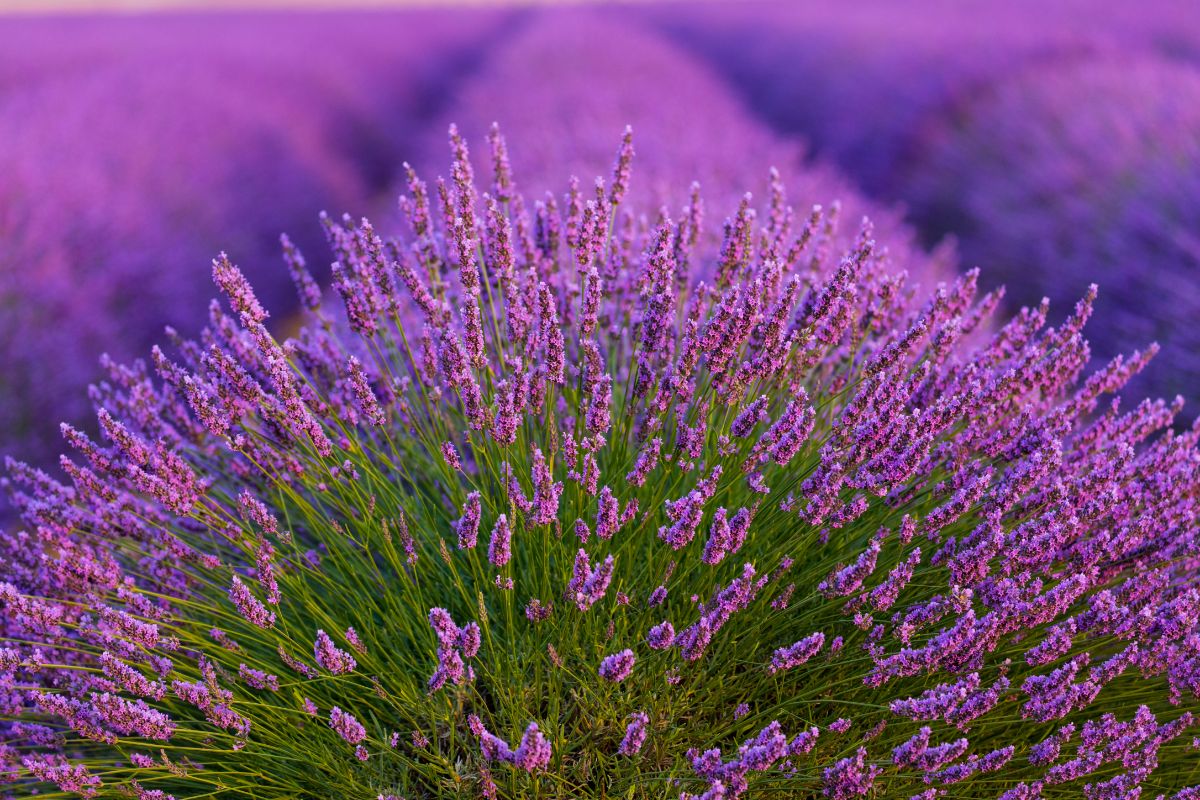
xmin=676 ymin=563 xmax=764 ymax=662
xmin=475 ymin=718 xmax=553 ymax=773
xmin=488 ymin=514 xmax=513 ymax=567
xmin=238 ymin=664 xmax=279 ymax=692
xmin=620 ymin=711 xmax=650 ymax=755
xmin=768 ymin=632 xmax=825 ymax=674
xmin=441 ymin=441 xmax=463 ymax=471
xmin=229 ymin=576 xmax=275 ymax=629
xmin=567 ymin=549 xmax=614 ymax=611
xmin=822 ymin=747 xmax=882 ymax=798
xmin=647 ymin=621 xmax=676 ymax=650
xmin=525 ymin=598 xmax=553 ymax=622
xmin=627 ymin=437 xmax=663 ymax=487
xmin=314 ymin=630 xmax=357 ymax=675
xmin=427 ymin=608 xmax=479 ymax=692
xmin=530 ymin=449 xmax=564 ymax=526
xmin=454 ymin=491 xmax=482 ymax=550
xmin=596 ymin=485 xmax=621 ymax=541
xmin=599 ymin=649 xmax=636 ymax=683
xmin=330 ymin=706 xmax=367 ymax=746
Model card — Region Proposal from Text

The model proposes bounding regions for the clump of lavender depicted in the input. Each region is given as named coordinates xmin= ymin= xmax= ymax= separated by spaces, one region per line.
xmin=902 ymin=54 xmax=1200 ymax=401
xmin=3 ymin=126 xmax=1200 ymax=800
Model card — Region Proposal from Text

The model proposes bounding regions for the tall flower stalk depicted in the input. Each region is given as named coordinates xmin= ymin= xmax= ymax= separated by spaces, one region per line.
xmin=2 ymin=126 xmax=1198 ymax=800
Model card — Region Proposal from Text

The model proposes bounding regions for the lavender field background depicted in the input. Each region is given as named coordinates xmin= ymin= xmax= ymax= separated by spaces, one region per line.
xmin=4 ymin=2 xmax=1200 ymax=798
xmin=2 ymin=0 xmax=1198 ymax=471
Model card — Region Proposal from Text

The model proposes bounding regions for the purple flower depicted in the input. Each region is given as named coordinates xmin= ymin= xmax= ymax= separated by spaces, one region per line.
xmin=568 ymin=549 xmax=615 ymax=611
xmin=330 ymin=706 xmax=367 ymax=746
xmin=474 ymin=718 xmax=552 ymax=773
xmin=314 ymin=630 xmax=357 ymax=676
xmin=596 ymin=486 xmax=621 ymax=541
xmin=525 ymin=598 xmax=553 ymax=622
xmin=427 ymin=608 xmax=479 ymax=692
xmin=454 ymin=491 xmax=482 ymax=550
xmin=440 ymin=441 xmax=463 ymax=471
xmin=488 ymin=514 xmax=512 ymax=567
xmin=822 ymin=747 xmax=882 ymax=799
xmin=620 ymin=711 xmax=650 ymax=755
xmin=647 ymin=621 xmax=676 ymax=650
xmin=768 ymin=632 xmax=825 ymax=675
xmin=238 ymin=664 xmax=279 ymax=692
xmin=599 ymin=649 xmax=636 ymax=683
xmin=229 ymin=576 xmax=275 ymax=629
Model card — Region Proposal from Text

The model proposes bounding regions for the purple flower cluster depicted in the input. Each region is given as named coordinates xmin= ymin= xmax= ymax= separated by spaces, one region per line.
xmin=314 ymin=629 xmax=357 ymax=675
xmin=568 ymin=549 xmax=615 ymax=611
xmin=472 ymin=717 xmax=553 ymax=773
xmin=768 ymin=632 xmax=825 ymax=675
xmin=683 ymin=721 xmax=819 ymax=799
xmin=619 ymin=711 xmax=650 ymax=755
xmin=427 ymin=608 xmax=481 ymax=693
xmin=598 ymin=649 xmax=636 ymax=683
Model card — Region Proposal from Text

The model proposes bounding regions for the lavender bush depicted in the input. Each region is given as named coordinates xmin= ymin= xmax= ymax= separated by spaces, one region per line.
xmin=3 ymin=124 xmax=1199 ymax=799
xmin=900 ymin=54 xmax=1200 ymax=401
xmin=0 ymin=8 xmax=510 ymax=468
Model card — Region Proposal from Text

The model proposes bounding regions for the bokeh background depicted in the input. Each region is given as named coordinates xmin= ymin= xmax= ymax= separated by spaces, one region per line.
xmin=1 ymin=0 xmax=1198 ymax=483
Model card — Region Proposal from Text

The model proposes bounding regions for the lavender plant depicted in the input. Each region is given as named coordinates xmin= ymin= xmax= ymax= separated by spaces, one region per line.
xmin=3 ymin=127 xmax=1200 ymax=800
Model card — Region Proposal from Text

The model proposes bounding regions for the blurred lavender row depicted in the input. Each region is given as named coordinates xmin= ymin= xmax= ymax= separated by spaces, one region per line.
xmin=402 ymin=9 xmax=953 ymax=287
xmin=4 ymin=0 xmax=1200 ymax=475
xmin=654 ymin=0 xmax=1200 ymax=399
xmin=901 ymin=56 xmax=1200 ymax=397
xmin=0 ymin=8 xmax=514 ymax=467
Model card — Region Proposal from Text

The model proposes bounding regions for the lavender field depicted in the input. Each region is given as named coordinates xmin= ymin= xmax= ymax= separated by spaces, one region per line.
xmin=2 ymin=3 xmax=1199 ymax=799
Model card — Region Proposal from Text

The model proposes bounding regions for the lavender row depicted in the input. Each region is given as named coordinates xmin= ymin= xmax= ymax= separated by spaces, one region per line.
xmin=0 ymin=8 xmax=512 ymax=468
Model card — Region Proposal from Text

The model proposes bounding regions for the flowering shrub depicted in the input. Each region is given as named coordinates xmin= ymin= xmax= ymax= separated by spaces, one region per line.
xmin=3 ymin=126 xmax=1199 ymax=799
xmin=901 ymin=54 xmax=1200 ymax=401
